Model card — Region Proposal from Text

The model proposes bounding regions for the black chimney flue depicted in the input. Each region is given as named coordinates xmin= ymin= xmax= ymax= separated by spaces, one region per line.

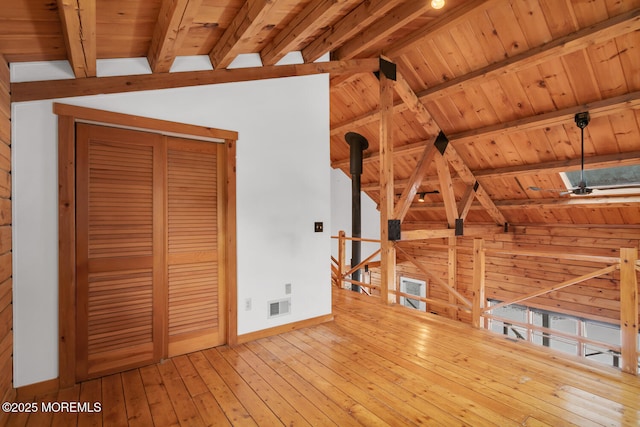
xmin=345 ymin=132 xmax=369 ymax=292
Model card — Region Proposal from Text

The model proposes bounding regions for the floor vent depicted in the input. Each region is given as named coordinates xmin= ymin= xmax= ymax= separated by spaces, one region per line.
xmin=268 ymin=298 xmax=291 ymax=318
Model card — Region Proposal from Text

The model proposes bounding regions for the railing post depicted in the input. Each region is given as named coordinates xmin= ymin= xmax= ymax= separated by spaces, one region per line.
xmin=620 ymin=247 xmax=638 ymax=375
xmin=338 ymin=231 xmax=346 ymax=289
xmin=472 ymin=238 xmax=486 ymax=328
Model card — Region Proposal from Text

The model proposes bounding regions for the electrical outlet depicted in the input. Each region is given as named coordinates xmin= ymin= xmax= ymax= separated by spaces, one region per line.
xmin=245 ymin=298 xmax=252 ymax=311
xmin=314 ymin=222 xmax=323 ymax=232
xmin=285 ymin=283 xmax=292 ymax=294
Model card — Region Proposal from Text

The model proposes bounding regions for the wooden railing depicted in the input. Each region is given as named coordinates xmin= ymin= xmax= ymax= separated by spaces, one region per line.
xmin=331 ymin=231 xmax=381 ymax=292
xmin=477 ymin=242 xmax=638 ymax=375
xmin=332 ymin=231 xmax=639 ymax=375
xmin=331 ymin=231 xmax=473 ymax=315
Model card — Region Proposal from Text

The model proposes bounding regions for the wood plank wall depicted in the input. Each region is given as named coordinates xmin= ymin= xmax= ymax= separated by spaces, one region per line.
xmin=376 ymin=225 xmax=640 ymax=327
xmin=0 ymin=55 xmax=14 ymax=424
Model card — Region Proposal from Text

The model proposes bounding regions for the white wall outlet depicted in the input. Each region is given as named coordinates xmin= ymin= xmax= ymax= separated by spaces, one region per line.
xmin=245 ymin=298 xmax=252 ymax=311
xmin=285 ymin=283 xmax=292 ymax=294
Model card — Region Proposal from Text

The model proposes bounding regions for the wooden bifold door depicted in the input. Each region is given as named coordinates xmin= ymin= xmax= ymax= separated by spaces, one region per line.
xmin=75 ymin=123 xmax=227 ymax=381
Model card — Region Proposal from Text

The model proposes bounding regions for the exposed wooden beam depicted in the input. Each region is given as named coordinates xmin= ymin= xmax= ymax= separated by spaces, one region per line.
xmin=11 ymin=58 xmax=379 ymax=102
xmin=411 ymin=195 xmax=640 ymax=212
xmin=359 ymin=150 xmax=640 ymax=192
xmin=495 ymin=195 xmax=640 ymax=210
xmin=435 ymin=154 xmax=458 ymax=228
xmin=148 ymin=0 xmax=204 ymax=73
xmin=476 ymin=150 xmax=640 ymax=180
xmin=332 ymin=138 xmax=429 ymax=169
xmin=392 ymin=71 xmax=440 ymax=136
xmin=208 ymin=0 xmax=278 ymax=69
xmin=401 ymin=228 xmax=455 ymax=240
xmin=333 ymin=1 xmax=434 ymax=60
xmin=449 ymin=91 xmax=640 ymax=145
xmin=393 ymin=135 xmax=439 ymax=222
xmin=302 ymin=0 xmax=402 ymax=63
xmin=400 ymin=225 xmax=510 ymax=240
xmin=393 ymin=71 xmax=506 ymax=225
xmin=260 ymin=0 xmax=342 ymax=66
xmin=330 ymin=10 xmax=640 ymax=137
xmin=56 ymin=0 xmax=96 ymax=78
xmin=379 ymin=60 xmax=396 ymax=305
xmin=405 ymin=8 xmax=640 ymax=103
xmin=457 ymin=185 xmax=476 ymax=221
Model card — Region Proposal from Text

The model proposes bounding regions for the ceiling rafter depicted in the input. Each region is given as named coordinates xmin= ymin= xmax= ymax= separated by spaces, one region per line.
xmin=412 ymin=195 xmax=640 ymax=212
xmin=333 ymin=1 xmax=435 ymax=61
xmin=301 ymin=0 xmax=403 ymax=63
xmin=260 ymin=0 xmax=343 ymax=66
xmin=360 ymin=150 xmax=640 ymax=192
xmin=330 ymin=0 xmax=497 ymax=90
xmin=330 ymin=9 xmax=640 ymax=137
xmin=208 ymin=0 xmax=279 ymax=69
xmin=56 ymin=0 xmax=96 ymax=78
xmin=148 ymin=0 xmax=204 ymax=73
xmin=393 ymin=70 xmax=506 ymax=225
xmin=333 ymin=91 xmax=640 ymax=173
xmin=449 ymin=91 xmax=640 ymax=145
xmin=411 ymin=7 xmax=640 ymax=104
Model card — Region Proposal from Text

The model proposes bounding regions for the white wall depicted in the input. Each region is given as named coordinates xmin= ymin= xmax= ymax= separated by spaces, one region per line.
xmin=11 ymin=57 xmax=331 ymax=386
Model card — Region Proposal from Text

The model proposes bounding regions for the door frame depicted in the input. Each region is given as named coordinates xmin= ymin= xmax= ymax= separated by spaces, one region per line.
xmin=55 ymin=103 xmax=238 ymax=387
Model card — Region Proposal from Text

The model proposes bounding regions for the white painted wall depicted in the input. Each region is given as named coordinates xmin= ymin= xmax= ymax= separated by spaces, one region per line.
xmin=11 ymin=57 xmax=331 ymax=386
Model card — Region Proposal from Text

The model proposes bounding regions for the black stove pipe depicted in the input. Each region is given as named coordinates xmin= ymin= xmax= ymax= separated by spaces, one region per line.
xmin=345 ymin=132 xmax=369 ymax=292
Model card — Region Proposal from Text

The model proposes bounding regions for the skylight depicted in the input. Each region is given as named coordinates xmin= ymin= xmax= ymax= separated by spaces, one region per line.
xmin=561 ymin=165 xmax=640 ymax=195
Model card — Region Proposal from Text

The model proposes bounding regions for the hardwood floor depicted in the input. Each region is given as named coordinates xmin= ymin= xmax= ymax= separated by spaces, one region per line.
xmin=7 ymin=288 xmax=640 ymax=426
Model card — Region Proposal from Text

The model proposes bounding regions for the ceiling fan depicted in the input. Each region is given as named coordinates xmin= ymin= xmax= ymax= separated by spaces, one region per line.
xmin=528 ymin=111 xmax=640 ymax=196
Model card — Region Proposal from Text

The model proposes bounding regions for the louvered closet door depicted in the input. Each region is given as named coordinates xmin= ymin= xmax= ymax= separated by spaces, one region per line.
xmin=76 ymin=124 xmax=165 ymax=381
xmin=166 ymin=137 xmax=225 ymax=356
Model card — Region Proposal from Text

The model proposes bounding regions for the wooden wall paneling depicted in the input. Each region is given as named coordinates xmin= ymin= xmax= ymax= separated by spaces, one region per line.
xmin=0 ymin=54 xmax=13 ymax=420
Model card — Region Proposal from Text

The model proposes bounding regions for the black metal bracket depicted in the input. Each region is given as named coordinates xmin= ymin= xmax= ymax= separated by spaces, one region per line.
xmin=473 ymin=181 xmax=480 ymax=192
xmin=434 ymin=131 xmax=449 ymax=155
xmin=388 ymin=219 xmax=401 ymax=241
xmin=455 ymin=218 xmax=464 ymax=236
xmin=374 ymin=57 xmax=397 ymax=81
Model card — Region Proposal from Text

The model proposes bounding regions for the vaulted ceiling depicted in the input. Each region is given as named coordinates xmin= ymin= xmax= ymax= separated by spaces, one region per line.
xmin=2 ymin=0 xmax=640 ymax=226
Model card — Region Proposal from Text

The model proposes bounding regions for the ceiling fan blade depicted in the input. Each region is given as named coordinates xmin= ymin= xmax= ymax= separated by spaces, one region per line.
xmin=591 ymin=184 xmax=640 ymax=191
xmin=528 ymin=186 xmax=566 ymax=192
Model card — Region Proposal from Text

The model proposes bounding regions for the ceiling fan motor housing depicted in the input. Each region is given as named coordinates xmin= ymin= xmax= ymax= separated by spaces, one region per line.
xmin=575 ymin=111 xmax=590 ymax=129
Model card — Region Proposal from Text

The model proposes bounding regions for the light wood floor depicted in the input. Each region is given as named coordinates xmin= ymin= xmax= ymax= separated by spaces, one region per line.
xmin=8 ymin=288 xmax=640 ymax=426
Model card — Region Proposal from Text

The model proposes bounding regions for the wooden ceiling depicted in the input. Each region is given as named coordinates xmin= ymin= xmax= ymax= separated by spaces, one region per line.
xmin=2 ymin=0 xmax=640 ymax=227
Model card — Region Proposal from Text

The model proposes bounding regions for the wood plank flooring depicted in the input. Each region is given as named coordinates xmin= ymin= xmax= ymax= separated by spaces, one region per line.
xmin=7 ymin=288 xmax=640 ymax=426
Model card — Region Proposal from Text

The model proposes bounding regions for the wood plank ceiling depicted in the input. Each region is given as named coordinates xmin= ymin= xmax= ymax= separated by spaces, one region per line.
xmin=2 ymin=0 xmax=639 ymax=226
